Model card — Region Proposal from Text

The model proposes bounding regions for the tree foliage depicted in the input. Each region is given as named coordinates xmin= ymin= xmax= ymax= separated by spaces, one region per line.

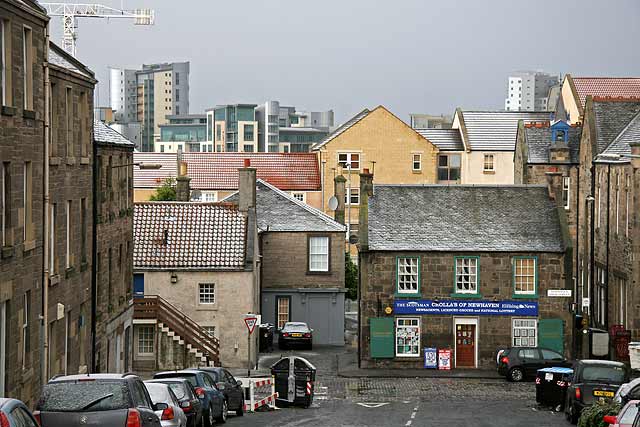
xmin=149 ymin=178 xmax=176 ymax=201
xmin=345 ymin=253 xmax=358 ymax=300
xmin=577 ymin=400 xmax=621 ymax=427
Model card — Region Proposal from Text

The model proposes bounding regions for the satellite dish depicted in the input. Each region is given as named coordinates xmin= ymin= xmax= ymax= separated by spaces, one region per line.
xmin=349 ymin=234 xmax=358 ymax=244
xmin=328 ymin=196 xmax=339 ymax=211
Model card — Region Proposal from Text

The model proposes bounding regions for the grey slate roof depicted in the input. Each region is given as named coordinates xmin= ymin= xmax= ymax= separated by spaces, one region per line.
xmin=368 ymin=185 xmax=564 ymax=253
xmin=599 ymin=112 xmax=640 ymax=163
xmin=48 ymin=42 xmax=94 ymax=79
xmin=593 ymin=101 xmax=640 ymax=154
xmin=415 ymin=129 xmax=464 ymax=151
xmin=223 ymin=180 xmax=345 ymax=233
xmin=524 ymin=126 xmax=582 ymax=164
xmin=312 ymin=109 xmax=370 ymax=150
xmin=459 ymin=111 xmax=552 ymax=151
xmin=94 ymin=121 xmax=135 ymax=147
xmin=134 ymin=202 xmax=247 ymax=270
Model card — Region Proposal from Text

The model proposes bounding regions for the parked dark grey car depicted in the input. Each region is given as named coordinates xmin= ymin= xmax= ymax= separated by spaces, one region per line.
xmin=0 ymin=398 xmax=40 ymax=427
xmin=198 ymin=368 xmax=244 ymax=416
xmin=35 ymin=373 xmax=162 ymax=427
xmin=146 ymin=378 xmax=204 ymax=427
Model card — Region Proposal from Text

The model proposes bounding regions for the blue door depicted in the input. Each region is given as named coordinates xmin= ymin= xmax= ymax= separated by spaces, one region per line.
xmin=133 ymin=274 xmax=144 ymax=298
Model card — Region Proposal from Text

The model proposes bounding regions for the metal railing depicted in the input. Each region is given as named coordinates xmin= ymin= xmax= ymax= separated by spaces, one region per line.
xmin=133 ymin=295 xmax=220 ymax=365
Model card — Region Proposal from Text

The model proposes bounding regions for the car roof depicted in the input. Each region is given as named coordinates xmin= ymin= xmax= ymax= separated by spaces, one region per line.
xmin=285 ymin=322 xmax=308 ymax=326
xmin=155 ymin=370 xmax=203 ymax=376
xmin=0 ymin=398 xmax=23 ymax=410
xmin=48 ymin=373 xmax=136 ymax=382
xmin=577 ymin=359 xmax=627 ymax=367
xmin=146 ymin=378 xmax=191 ymax=384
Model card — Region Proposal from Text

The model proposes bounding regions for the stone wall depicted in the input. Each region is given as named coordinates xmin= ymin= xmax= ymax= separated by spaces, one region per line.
xmin=359 ymin=251 xmax=572 ymax=369
xmin=95 ymin=142 xmax=134 ymax=372
xmin=260 ymin=231 xmax=345 ymax=290
xmin=0 ymin=0 xmax=47 ymax=405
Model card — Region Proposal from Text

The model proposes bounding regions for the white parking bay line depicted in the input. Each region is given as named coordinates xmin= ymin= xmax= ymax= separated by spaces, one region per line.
xmin=405 ymin=404 xmax=419 ymax=426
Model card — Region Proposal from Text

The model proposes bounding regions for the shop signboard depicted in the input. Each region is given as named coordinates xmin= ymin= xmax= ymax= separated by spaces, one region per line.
xmin=438 ymin=349 xmax=451 ymax=370
xmin=423 ymin=347 xmax=438 ymax=369
xmin=394 ymin=299 xmax=538 ymax=316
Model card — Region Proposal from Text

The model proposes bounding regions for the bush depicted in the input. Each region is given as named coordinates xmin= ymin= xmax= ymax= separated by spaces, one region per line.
xmin=345 ymin=253 xmax=358 ymax=300
xmin=577 ymin=400 xmax=621 ymax=427
xmin=149 ymin=178 xmax=176 ymax=201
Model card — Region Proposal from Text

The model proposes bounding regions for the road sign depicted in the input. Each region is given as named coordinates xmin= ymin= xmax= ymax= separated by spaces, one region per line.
xmin=547 ymin=289 xmax=572 ymax=297
xmin=244 ymin=317 xmax=258 ymax=334
xmin=582 ymin=298 xmax=590 ymax=308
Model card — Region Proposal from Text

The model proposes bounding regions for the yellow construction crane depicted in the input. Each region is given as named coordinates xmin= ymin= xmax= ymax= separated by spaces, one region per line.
xmin=41 ymin=2 xmax=154 ymax=57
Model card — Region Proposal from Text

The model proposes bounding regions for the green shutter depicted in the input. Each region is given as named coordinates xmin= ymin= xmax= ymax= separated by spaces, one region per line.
xmin=538 ymin=318 xmax=564 ymax=354
xmin=370 ymin=318 xmax=395 ymax=358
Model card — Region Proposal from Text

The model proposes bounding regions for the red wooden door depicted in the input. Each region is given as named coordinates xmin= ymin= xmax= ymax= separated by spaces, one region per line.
xmin=456 ymin=324 xmax=476 ymax=368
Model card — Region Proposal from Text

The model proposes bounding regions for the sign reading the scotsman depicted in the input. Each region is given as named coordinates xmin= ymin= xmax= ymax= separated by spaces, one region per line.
xmin=394 ymin=300 xmax=538 ymax=316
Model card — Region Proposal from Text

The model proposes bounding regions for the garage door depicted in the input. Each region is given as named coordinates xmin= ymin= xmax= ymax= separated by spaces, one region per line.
xmin=308 ymin=296 xmax=331 ymax=345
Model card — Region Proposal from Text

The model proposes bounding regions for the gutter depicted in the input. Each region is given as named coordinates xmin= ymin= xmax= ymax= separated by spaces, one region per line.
xmin=41 ymin=21 xmax=51 ymax=385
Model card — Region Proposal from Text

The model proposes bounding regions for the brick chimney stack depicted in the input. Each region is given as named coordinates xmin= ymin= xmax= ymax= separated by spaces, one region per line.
xmin=175 ymin=152 xmax=191 ymax=202
xmin=238 ymin=158 xmax=256 ymax=212
xmin=334 ymin=175 xmax=346 ymax=225
xmin=358 ymin=169 xmax=374 ymax=251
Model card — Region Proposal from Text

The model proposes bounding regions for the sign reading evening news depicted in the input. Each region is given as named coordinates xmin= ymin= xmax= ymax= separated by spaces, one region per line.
xmin=394 ymin=300 xmax=538 ymax=316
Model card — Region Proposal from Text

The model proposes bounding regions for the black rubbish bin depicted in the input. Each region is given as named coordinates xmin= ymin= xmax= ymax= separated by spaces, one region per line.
xmin=259 ymin=324 xmax=275 ymax=352
xmin=536 ymin=367 xmax=573 ymax=410
xmin=270 ymin=356 xmax=317 ymax=408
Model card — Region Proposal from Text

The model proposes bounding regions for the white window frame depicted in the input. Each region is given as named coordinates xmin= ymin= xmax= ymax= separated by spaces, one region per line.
xmin=21 ymin=293 xmax=28 ymax=369
xmin=395 ymin=317 xmax=420 ymax=357
xmin=412 ymin=153 xmax=422 ymax=171
xmin=397 ymin=257 xmax=419 ymax=294
xmin=309 ymin=236 xmax=329 ymax=272
xmin=455 ymin=257 xmax=478 ymax=294
xmin=1 ymin=19 xmax=7 ymax=107
xmin=513 ymin=257 xmax=536 ymax=295
xmin=277 ymin=297 xmax=290 ymax=329
xmin=65 ymin=200 xmax=71 ymax=269
xmin=345 ymin=188 xmax=360 ymax=206
xmin=198 ymin=283 xmax=215 ymax=305
xmin=483 ymin=154 xmax=495 ymax=172
xmin=201 ymin=191 xmax=217 ymax=202
xmin=562 ymin=176 xmax=570 ymax=210
xmin=22 ymin=25 xmax=33 ymax=111
xmin=512 ymin=318 xmax=537 ymax=347
xmin=291 ymin=192 xmax=306 ymax=203
xmin=137 ymin=325 xmax=154 ymax=355
xmin=338 ymin=152 xmax=360 ymax=170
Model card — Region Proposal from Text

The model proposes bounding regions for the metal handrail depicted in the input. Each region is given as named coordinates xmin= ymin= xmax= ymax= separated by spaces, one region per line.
xmin=133 ymin=295 xmax=220 ymax=365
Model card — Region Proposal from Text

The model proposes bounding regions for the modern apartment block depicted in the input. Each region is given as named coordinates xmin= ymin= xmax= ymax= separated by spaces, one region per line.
xmin=157 ymin=114 xmax=210 ymax=153
xmin=110 ymin=62 xmax=190 ymax=152
xmin=505 ymin=71 xmax=560 ymax=112
xmin=206 ymin=100 xmax=333 ymax=153
xmin=408 ymin=113 xmax=452 ymax=129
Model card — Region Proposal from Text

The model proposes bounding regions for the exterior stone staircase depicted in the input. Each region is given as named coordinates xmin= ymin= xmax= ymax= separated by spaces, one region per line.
xmin=133 ymin=295 xmax=220 ymax=369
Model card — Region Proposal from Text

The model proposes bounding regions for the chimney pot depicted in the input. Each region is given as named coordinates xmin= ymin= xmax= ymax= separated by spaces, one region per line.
xmin=363 ymin=168 xmax=370 ymax=174
xmin=244 ymin=158 xmax=251 ymax=168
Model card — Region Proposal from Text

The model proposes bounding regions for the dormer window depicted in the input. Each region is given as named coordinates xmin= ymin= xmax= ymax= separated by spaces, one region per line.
xmin=555 ymin=130 xmax=565 ymax=142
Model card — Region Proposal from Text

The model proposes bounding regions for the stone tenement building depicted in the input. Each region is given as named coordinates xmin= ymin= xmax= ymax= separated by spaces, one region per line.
xmin=358 ymin=174 xmax=573 ymax=370
xmin=46 ymin=42 xmax=96 ymax=379
xmin=575 ymin=98 xmax=640 ymax=351
xmin=0 ymin=0 xmax=48 ymax=405
xmin=94 ymin=121 xmax=135 ymax=373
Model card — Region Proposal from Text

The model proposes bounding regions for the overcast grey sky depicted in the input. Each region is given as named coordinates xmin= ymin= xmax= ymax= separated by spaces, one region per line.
xmin=49 ymin=0 xmax=640 ymax=124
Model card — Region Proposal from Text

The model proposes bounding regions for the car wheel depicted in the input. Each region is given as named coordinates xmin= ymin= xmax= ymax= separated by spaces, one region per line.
xmin=565 ymin=401 xmax=578 ymax=425
xmin=216 ymin=400 xmax=228 ymax=423
xmin=508 ymin=367 xmax=524 ymax=382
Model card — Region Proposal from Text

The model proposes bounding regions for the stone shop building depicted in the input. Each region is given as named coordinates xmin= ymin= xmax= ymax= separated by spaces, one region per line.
xmin=357 ymin=173 xmax=574 ymax=369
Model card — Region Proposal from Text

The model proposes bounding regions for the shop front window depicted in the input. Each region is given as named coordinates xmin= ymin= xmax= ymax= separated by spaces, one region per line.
xmin=395 ymin=318 xmax=420 ymax=357
xmin=512 ymin=318 xmax=537 ymax=347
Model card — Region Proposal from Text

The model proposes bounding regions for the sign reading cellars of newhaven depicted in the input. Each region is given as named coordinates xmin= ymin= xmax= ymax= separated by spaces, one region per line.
xmin=394 ymin=300 xmax=539 ymax=316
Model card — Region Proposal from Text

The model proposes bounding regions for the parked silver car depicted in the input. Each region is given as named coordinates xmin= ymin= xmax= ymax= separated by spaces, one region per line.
xmin=145 ymin=383 xmax=188 ymax=427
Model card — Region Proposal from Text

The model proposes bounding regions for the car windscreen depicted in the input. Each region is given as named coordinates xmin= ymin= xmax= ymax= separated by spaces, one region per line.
xmin=162 ymin=383 xmax=187 ymax=400
xmin=145 ymin=384 xmax=170 ymax=404
xmin=620 ymin=404 xmax=639 ymax=424
xmin=283 ymin=324 xmax=308 ymax=332
xmin=154 ymin=373 xmax=198 ymax=388
xmin=581 ymin=366 xmax=627 ymax=384
xmin=38 ymin=381 xmax=130 ymax=412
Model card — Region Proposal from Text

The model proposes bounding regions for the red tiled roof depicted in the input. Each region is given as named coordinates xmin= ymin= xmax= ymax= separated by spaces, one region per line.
xmin=133 ymin=152 xmax=321 ymax=191
xmin=134 ymin=202 xmax=246 ymax=270
xmin=572 ymin=77 xmax=640 ymax=107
